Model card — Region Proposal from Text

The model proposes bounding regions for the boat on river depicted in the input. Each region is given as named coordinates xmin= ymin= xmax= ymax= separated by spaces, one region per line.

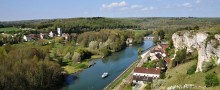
xmin=101 ymin=72 xmax=108 ymax=78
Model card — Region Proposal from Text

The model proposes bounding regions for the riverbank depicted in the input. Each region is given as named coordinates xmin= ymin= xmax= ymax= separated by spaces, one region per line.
xmin=61 ymin=40 xmax=154 ymax=90
xmin=62 ymin=55 xmax=103 ymax=74
xmin=104 ymin=45 xmax=155 ymax=90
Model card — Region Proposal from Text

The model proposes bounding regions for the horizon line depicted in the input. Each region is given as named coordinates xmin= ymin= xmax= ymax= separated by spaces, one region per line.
xmin=1 ymin=16 xmax=220 ymax=22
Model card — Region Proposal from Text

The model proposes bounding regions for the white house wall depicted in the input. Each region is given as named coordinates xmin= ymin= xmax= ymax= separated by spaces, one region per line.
xmin=133 ymin=73 xmax=159 ymax=78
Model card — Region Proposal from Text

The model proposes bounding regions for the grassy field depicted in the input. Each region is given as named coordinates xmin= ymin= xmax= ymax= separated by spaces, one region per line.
xmin=62 ymin=55 xmax=103 ymax=74
xmin=161 ymin=59 xmax=220 ymax=90
xmin=62 ymin=61 xmax=89 ymax=74
xmin=131 ymin=30 xmax=147 ymax=34
xmin=0 ymin=27 xmax=22 ymax=33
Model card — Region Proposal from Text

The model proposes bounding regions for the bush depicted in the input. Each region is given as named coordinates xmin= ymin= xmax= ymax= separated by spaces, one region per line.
xmin=142 ymin=61 xmax=156 ymax=68
xmin=172 ymin=49 xmax=186 ymax=67
xmin=100 ymin=47 xmax=111 ymax=57
xmin=187 ymin=64 xmax=197 ymax=75
xmin=138 ymin=47 xmax=143 ymax=54
xmin=202 ymin=60 xmax=216 ymax=72
xmin=160 ymin=72 xmax=166 ymax=79
xmin=145 ymin=83 xmax=151 ymax=90
xmin=76 ymin=64 xmax=87 ymax=69
xmin=205 ymin=73 xmax=219 ymax=87
xmin=147 ymin=56 xmax=151 ymax=61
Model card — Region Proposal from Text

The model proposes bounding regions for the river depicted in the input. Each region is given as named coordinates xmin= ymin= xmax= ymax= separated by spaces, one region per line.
xmin=61 ymin=40 xmax=154 ymax=90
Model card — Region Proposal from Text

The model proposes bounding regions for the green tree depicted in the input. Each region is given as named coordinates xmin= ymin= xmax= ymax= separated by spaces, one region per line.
xmin=194 ymin=25 xmax=199 ymax=30
xmin=138 ymin=48 xmax=143 ymax=54
xmin=158 ymin=30 xmax=165 ymax=40
xmin=172 ymin=49 xmax=187 ymax=67
xmin=205 ymin=73 xmax=219 ymax=87
xmin=100 ymin=47 xmax=111 ymax=57
xmin=187 ymin=64 xmax=197 ymax=75
xmin=72 ymin=52 xmax=81 ymax=62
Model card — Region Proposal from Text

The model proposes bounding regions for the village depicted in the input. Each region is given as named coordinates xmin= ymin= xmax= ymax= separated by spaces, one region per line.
xmin=113 ymin=38 xmax=171 ymax=90
xmin=132 ymin=41 xmax=171 ymax=89
xmin=0 ymin=28 xmax=72 ymax=46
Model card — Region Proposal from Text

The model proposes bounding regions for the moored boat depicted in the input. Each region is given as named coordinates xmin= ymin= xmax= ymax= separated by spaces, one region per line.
xmin=101 ymin=72 xmax=108 ymax=78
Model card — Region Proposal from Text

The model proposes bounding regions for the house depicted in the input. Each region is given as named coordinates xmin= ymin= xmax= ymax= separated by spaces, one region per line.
xmin=62 ymin=33 xmax=69 ymax=40
xmin=161 ymin=44 xmax=169 ymax=53
xmin=49 ymin=31 xmax=54 ymax=37
xmin=23 ymin=35 xmax=31 ymax=41
xmin=40 ymin=33 xmax=43 ymax=39
xmin=57 ymin=28 xmax=62 ymax=36
xmin=133 ymin=67 xmax=160 ymax=84
xmin=149 ymin=44 xmax=168 ymax=60
xmin=164 ymin=57 xmax=171 ymax=67
xmin=126 ymin=38 xmax=133 ymax=44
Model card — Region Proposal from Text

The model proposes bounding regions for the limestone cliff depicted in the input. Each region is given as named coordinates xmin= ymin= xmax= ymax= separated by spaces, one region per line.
xmin=172 ymin=31 xmax=220 ymax=72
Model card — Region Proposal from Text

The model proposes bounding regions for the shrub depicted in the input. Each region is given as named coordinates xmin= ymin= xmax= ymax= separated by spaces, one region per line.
xmin=205 ymin=73 xmax=219 ymax=87
xmin=142 ymin=61 xmax=157 ymax=68
xmin=100 ymin=47 xmax=111 ymax=57
xmin=187 ymin=64 xmax=197 ymax=75
xmin=76 ymin=64 xmax=87 ymax=69
xmin=138 ymin=47 xmax=143 ymax=54
xmin=160 ymin=72 xmax=166 ymax=79
xmin=202 ymin=57 xmax=216 ymax=72
xmin=145 ymin=83 xmax=151 ymax=90
xmin=147 ymin=56 xmax=151 ymax=61
xmin=172 ymin=49 xmax=187 ymax=67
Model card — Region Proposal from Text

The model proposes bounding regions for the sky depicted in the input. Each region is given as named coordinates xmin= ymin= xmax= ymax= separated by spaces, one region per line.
xmin=0 ymin=0 xmax=220 ymax=21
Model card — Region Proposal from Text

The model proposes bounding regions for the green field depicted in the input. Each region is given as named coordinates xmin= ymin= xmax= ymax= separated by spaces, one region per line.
xmin=0 ymin=27 xmax=22 ymax=33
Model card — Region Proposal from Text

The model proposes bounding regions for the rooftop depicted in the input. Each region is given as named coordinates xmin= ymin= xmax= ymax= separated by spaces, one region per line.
xmin=134 ymin=67 xmax=160 ymax=75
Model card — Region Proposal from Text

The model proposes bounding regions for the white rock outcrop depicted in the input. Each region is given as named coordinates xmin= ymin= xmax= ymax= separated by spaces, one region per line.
xmin=172 ymin=31 xmax=220 ymax=72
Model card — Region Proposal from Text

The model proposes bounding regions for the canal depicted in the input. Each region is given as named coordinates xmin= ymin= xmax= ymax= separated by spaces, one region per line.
xmin=61 ymin=40 xmax=154 ymax=90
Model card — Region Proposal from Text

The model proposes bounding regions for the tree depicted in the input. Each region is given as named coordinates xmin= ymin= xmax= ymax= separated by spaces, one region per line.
xmin=138 ymin=48 xmax=143 ymax=54
xmin=172 ymin=49 xmax=187 ymax=67
xmin=88 ymin=41 xmax=98 ymax=50
xmin=194 ymin=25 xmax=199 ymax=30
xmin=158 ymin=30 xmax=165 ymax=40
xmin=187 ymin=64 xmax=197 ymax=75
xmin=99 ymin=47 xmax=111 ymax=57
xmin=72 ymin=52 xmax=81 ymax=62
xmin=133 ymin=33 xmax=144 ymax=44
xmin=205 ymin=73 xmax=219 ymax=87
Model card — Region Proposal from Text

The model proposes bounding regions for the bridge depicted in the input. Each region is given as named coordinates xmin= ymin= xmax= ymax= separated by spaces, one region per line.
xmin=144 ymin=36 xmax=154 ymax=40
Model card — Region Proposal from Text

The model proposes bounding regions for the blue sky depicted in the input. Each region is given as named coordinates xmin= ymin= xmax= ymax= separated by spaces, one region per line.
xmin=0 ymin=0 xmax=219 ymax=21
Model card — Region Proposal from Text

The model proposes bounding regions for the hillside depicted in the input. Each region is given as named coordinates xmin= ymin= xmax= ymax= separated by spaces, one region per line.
xmin=1 ymin=17 xmax=220 ymax=33
xmin=161 ymin=60 xmax=220 ymax=90
xmin=159 ymin=27 xmax=220 ymax=89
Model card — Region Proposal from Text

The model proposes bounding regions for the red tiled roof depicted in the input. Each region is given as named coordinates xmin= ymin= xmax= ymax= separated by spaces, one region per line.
xmin=165 ymin=57 xmax=171 ymax=63
xmin=161 ymin=44 xmax=169 ymax=51
xmin=134 ymin=67 xmax=160 ymax=75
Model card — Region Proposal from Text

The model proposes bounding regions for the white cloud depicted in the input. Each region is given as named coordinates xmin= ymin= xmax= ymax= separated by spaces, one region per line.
xmin=178 ymin=3 xmax=192 ymax=8
xmin=196 ymin=0 xmax=201 ymax=4
xmin=101 ymin=1 xmax=157 ymax=12
xmin=141 ymin=6 xmax=156 ymax=11
xmin=102 ymin=1 xmax=127 ymax=9
xmin=131 ymin=5 xmax=143 ymax=9
xmin=182 ymin=3 xmax=192 ymax=7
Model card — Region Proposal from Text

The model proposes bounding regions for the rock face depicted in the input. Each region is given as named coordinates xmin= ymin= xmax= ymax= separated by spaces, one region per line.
xmin=172 ymin=31 xmax=220 ymax=72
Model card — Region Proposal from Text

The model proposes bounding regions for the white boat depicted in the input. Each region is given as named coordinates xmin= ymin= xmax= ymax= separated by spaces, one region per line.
xmin=102 ymin=72 xmax=108 ymax=78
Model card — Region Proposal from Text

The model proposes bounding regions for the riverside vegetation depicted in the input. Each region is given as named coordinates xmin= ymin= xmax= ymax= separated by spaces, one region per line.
xmin=0 ymin=17 xmax=220 ymax=90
